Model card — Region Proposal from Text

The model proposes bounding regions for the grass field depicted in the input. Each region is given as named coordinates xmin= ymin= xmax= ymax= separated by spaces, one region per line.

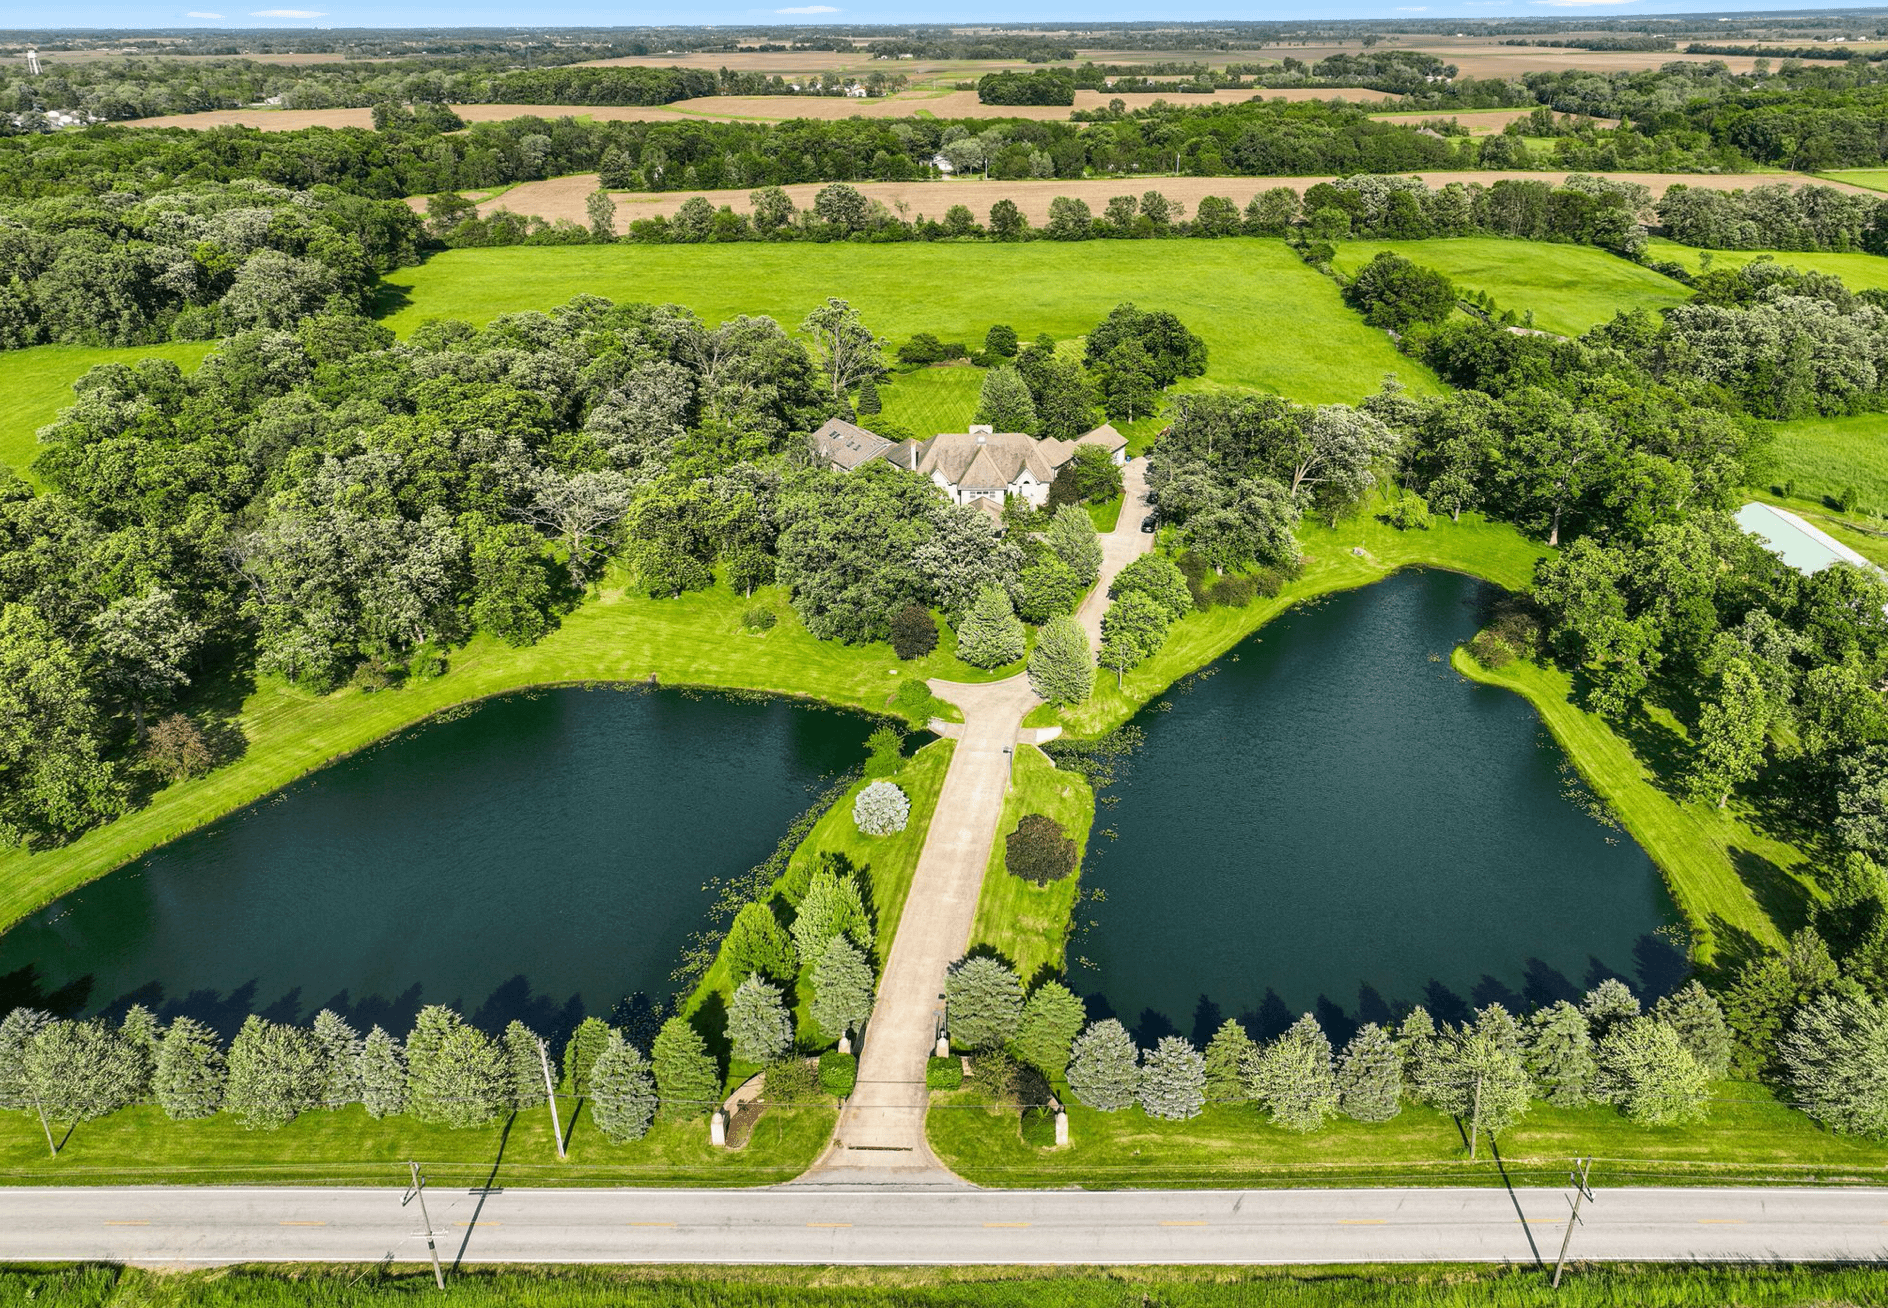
xmin=966 ymin=744 xmax=1096 ymax=985
xmin=379 ymin=241 xmax=1441 ymax=405
xmin=20 ymin=1262 xmax=1888 ymax=1307
xmin=1644 ymin=237 xmax=1888 ymax=292
xmin=928 ymin=1079 xmax=1888 ymax=1190
xmin=877 ymin=363 xmax=984 ymax=434
xmin=0 ymin=341 xmax=216 ymax=486
xmin=0 ymin=1099 xmax=836 ymax=1187
xmin=1758 ymin=412 xmax=1888 ymax=513
xmin=1818 ymin=167 xmax=1888 ymax=194
xmin=1332 ymin=237 xmax=1690 ymax=337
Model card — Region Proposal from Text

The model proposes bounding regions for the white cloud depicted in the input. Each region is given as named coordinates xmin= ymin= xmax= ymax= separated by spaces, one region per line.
xmin=775 ymin=5 xmax=839 ymax=11
xmin=250 ymin=7 xmax=325 ymax=14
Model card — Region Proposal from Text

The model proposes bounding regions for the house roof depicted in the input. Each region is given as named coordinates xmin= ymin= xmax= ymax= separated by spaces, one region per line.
xmin=1734 ymin=502 xmax=1879 ymax=577
xmin=1076 ymin=423 xmax=1128 ymax=453
xmin=811 ymin=417 xmax=892 ymax=470
xmin=915 ymin=430 xmax=1077 ymax=489
xmin=967 ymin=495 xmax=1005 ymax=524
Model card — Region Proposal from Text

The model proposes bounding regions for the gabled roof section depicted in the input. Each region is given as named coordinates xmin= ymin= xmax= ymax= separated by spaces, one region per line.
xmin=812 ymin=417 xmax=893 ymax=470
xmin=1077 ymin=423 xmax=1128 ymax=453
xmin=917 ymin=431 xmax=1079 ymax=489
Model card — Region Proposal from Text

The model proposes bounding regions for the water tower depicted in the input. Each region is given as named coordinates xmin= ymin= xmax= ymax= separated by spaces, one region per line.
xmin=25 ymin=50 xmax=40 ymax=75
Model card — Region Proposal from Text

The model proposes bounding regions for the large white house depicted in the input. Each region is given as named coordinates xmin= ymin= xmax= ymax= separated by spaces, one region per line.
xmin=809 ymin=418 xmax=1127 ymax=512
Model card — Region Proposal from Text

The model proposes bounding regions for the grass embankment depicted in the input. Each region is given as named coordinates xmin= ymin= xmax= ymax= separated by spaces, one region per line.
xmin=378 ymin=240 xmax=1444 ymax=405
xmin=683 ymin=738 xmax=956 ymax=1046
xmin=14 ymin=1263 xmax=1888 ymax=1307
xmin=928 ymin=1080 xmax=1888 ymax=1190
xmin=966 ymin=745 xmax=1096 ymax=984
xmin=0 ymin=1100 xmax=835 ymax=1188
xmin=1758 ymin=413 xmax=1888 ymax=516
xmin=0 ymin=341 xmax=216 ymax=486
xmin=0 ymin=579 xmax=1003 ymax=938
xmin=1332 ymin=237 xmax=1690 ymax=337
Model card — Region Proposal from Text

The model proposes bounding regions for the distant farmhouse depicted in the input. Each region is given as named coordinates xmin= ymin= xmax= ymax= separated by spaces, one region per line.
xmin=811 ymin=418 xmax=1127 ymax=515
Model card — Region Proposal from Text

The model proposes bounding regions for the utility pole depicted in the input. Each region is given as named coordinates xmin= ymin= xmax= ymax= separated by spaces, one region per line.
xmin=403 ymin=1161 xmax=447 ymax=1291
xmin=537 ymin=1038 xmax=566 ymax=1160
xmin=1551 ymin=1157 xmax=1595 ymax=1290
xmin=1467 ymin=1069 xmax=1483 ymax=1163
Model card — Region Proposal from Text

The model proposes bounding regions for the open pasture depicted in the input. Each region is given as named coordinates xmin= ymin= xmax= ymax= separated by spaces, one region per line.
xmin=1333 ymin=236 xmax=1690 ymax=336
xmin=378 ymin=239 xmax=1435 ymax=405
xmin=1 ymin=341 xmax=216 ymax=487
xmin=1644 ymin=237 xmax=1888 ymax=291
xmin=1764 ymin=414 xmax=1888 ymax=513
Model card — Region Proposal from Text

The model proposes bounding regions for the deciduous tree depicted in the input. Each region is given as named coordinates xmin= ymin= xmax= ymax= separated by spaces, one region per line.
xmin=1014 ymin=980 xmax=1086 ymax=1078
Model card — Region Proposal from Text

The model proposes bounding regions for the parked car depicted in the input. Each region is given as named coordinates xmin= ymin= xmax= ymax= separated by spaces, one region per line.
xmin=1140 ymin=513 xmax=1158 ymax=534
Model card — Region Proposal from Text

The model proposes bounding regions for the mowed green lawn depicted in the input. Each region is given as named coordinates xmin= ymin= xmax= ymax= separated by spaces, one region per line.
xmin=379 ymin=240 xmax=1442 ymax=404
xmin=876 ymin=362 xmax=983 ymax=434
xmin=1645 ymin=237 xmax=1888 ymax=292
xmin=1332 ymin=237 xmax=1691 ymax=337
xmin=1763 ymin=412 xmax=1888 ymax=512
xmin=1 ymin=341 xmax=215 ymax=485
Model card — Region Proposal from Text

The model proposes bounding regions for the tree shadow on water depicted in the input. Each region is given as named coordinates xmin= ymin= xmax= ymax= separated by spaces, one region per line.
xmin=0 ymin=964 xmax=93 ymax=1017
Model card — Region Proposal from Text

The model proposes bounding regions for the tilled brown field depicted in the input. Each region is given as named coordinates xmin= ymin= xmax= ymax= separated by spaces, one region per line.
xmin=417 ymin=169 xmax=1869 ymax=229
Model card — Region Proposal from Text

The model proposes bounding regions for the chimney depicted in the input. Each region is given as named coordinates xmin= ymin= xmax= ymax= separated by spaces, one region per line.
xmin=970 ymin=423 xmax=993 ymax=435
xmin=976 ymin=433 xmax=986 ymax=444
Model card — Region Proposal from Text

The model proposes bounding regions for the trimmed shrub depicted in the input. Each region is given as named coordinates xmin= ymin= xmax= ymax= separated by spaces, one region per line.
xmin=818 ymin=1050 xmax=858 ymax=1097
xmin=927 ymin=1055 xmax=965 ymax=1090
xmin=863 ymin=725 xmax=904 ymax=780
xmin=853 ymin=780 xmax=910 ymax=835
xmin=742 ymin=606 xmax=777 ymax=632
xmin=763 ymin=1056 xmax=820 ymax=1105
xmin=1006 ymin=813 xmax=1078 ymax=885
xmin=1206 ymin=574 xmax=1256 ymax=608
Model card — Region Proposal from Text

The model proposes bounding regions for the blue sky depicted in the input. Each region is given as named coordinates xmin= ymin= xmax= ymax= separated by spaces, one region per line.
xmin=36 ymin=0 xmax=1884 ymax=30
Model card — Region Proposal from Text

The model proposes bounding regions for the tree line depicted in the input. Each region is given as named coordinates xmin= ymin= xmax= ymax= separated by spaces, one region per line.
xmin=0 ymin=182 xmax=421 ymax=349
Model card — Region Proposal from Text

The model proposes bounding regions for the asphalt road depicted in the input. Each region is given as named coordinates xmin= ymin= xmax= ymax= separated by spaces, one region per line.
xmin=5 ymin=1185 xmax=1887 ymax=1265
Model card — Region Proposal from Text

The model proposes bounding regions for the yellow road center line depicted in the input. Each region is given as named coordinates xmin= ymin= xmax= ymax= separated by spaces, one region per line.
xmin=806 ymin=1222 xmax=853 ymax=1228
xmin=1522 ymin=1218 xmax=1559 ymax=1224
xmin=1160 ymin=1220 xmax=1210 ymax=1227
xmin=278 ymin=1221 xmax=328 ymax=1227
xmin=103 ymin=1221 xmax=150 ymax=1226
xmin=1698 ymin=1219 xmax=1745 ymax=1225
xmin=984 ymin=1222 xmax=1031 ymax=1228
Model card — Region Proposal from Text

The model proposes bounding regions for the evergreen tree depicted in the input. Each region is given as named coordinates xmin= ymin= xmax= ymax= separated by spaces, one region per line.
xmin=311 ymin=1009 xmax=363 ymax=1108
xmin=1138 ymin=1035 xmax=1207 ymax=1121
xmin=1779 ymin=990 xmax=1888 ymax=1139
xmin=728 ymin=975 xmax=795 ymax=1066
xmin=1653 ymin=980 xmax=1733 ymax=1079
xmin=0 ymin=1007 xmax=50 ymax=1111
xmin=1335 ymin=1022 xmax=1402 ymax=1122
xmin=1594 ymin=1018 xmax=1711 ymax=1126
xmin=956 ymin=584 xmax=1027 ymax=669
xmin=119 ymin=1004 xmax=159 ymax=1100
xmin=1066 ymin=1019 xmax=1140 ymax=1111
xmin=1524 ymin=1001 xmax=1595 ymax=1107
xmin=1013 ymin=980 xmax=1087 ymax=1079
xmin=1581 ymin=978 xmax=1641 ymax=1039
xmin=945 ymin=955 xmax=1024 ymax=1052
xmin=791 ymin=865 xmax=872 ymax=963
xmin=589 ymin=1034 xmax=659 ymax=1143
xmin=154 ymin=1017 xmax=225 ymax=1121
xmin=1395 ymin=1006 xmax=1438 ymax=1100
xmin=1203 ymin=1018 xmax=1256 ymax=1105
xmin=22 ymin=1020 xmax=143 ymax=1134
xmin=1242 ymin=1013 xmax=1338 ymax=1132
xmin=1423 ymin=1012 xmax=1532 ymax=1139
xmin=725 ymin=901 xmax=798 ymax=986
xmin=1045 ymin=504 xmax=1102 ymax=587
xmin=1027 ymin=613 xmax=1093 ymax=706
xmin=1722 ymin=952 xmax=1797 ymax=1078
xmin=810 ymin=936 xmax=876 ymax=1043
xmin=224 ymin=1016 xmax=323 ymax=1130
xmin=500 ymin=1021 xmax=546 ymax=1111
xmin=562 ymin=1016 xmax=615 ymax=1096
xmin=974 ymin=365 xmax=1038 ymax=434
xmin=357 ymin=1026 xmax=406 ymax=1119
xmin=857 ymin=375 xmax=882 ymax=415
xmin=405 ymin=1006 xmax=506 ymax=1129
xmin=651 ymin=1017 xmax=720 ymax=1120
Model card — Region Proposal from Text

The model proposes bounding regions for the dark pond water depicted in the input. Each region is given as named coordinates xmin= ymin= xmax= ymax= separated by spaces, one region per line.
xmin=0 ymin=688 xmax=870 ymax=1042
xmin=1078 ymin=569 xmax=1685 ymax=1048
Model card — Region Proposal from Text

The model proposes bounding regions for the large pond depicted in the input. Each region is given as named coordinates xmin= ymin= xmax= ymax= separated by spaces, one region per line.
xmin=0 ymin=688 xmax=871 ymax=1041
xmin=1079 ymin=568 xmax=1685 ymax=1047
